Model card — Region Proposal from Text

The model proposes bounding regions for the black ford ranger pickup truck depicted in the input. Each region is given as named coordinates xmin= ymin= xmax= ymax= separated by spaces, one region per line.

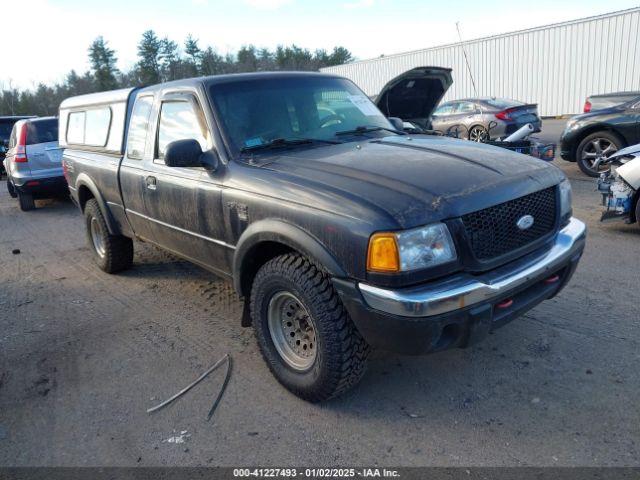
xmin=59 ymin=68 xmax=586 ymax=401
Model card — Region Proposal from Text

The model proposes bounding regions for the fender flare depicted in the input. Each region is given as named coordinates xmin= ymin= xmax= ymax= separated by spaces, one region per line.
xmin=232 ymin=219 xmax=348 ymax=297
xmin=75 ymin=173 xmax=120 ymax=235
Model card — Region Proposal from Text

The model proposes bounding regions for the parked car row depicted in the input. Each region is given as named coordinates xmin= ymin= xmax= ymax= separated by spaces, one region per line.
xmin=383 ymin=78 xmax=640 ymax=180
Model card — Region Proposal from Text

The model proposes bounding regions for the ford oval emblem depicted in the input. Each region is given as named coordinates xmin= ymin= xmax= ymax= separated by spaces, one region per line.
xmin=517 ymin=214 xmax=535 ymax=230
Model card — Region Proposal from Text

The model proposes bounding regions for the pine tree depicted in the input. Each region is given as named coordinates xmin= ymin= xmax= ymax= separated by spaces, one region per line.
xmin=137 ymin=30 xmax=162 ymax=85
xmin=185 ymin=35 xmax=202 ymax=72
xmin=200 ymin=47 xmax=224 ymax=76
xmin=327 ymin=47 xmax=353 ymax=66
xmin=159 ymin=37 xmax=180 ymax=81
xmin=88 ymin=37 xmax=119 ymax=91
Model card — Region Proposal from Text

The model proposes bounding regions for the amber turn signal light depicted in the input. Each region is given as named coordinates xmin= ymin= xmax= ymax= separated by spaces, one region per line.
xmin=367 ymin=233 xmax=400 ymax=273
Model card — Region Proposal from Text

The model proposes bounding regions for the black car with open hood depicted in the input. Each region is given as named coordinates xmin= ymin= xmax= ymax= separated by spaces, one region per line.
xmin=375 ymin=66 xmax=453 ymax=130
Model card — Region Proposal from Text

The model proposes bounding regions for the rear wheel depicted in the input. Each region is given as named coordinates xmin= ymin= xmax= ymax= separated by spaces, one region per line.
xmin=17 ymin=191 xmax=35 ymax=211
xmin=84 ymin=199 xmax=133 ymax=273
xmin=468 ymin=125 xmax=489 ymax=142
xmin=7 ymin=179 xmax=17 ymax=198
xmin=250 ymin=253 xmax=370 ymax=402
xmin=576 ymin=131 xmax=623 ymax=177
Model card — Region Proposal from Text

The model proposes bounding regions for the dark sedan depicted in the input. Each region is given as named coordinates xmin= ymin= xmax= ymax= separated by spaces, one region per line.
xmin=560 ymin=93 xmax=640 ymax=176
xmin=430 ymin=98 xmax=541 ymax=141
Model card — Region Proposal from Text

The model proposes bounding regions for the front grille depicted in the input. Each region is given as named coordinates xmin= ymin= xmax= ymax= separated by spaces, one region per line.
xmin=461 ymin=187 xmax=557 ymax=261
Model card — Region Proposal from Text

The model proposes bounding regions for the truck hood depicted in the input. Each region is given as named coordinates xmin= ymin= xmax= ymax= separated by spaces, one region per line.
xmin=375 ymin=67 xmax=453 ymax=128
xmin=262 ymin=135 xmax=564 ymax=229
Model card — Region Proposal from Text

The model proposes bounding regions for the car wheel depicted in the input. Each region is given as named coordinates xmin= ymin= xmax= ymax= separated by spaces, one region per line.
xmin=468 ymin=125 xmax=489 ymax=142
xmin=17 ymin=191 xmax=35 ymax=211
xmin=250 ymin=253 xmax=370 ymax=402
xmin=576 ymin=132 xmax=623 ymax=177
xmin=7 ymin=179 xmax=17 ymax=198
xmin=84 ymin=199 xmax=133 ymax=273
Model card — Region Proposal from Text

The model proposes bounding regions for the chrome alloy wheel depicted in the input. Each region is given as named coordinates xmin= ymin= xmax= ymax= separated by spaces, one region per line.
xmin=581 ymin=137 xmax=618 ymax=173
xmin=90 ymin=217 xmax=106 ymax=258
xmin=469 ymin=126 xmax=489 ymax=142
xmin=267 ymin=291 xmax=317 ymax=371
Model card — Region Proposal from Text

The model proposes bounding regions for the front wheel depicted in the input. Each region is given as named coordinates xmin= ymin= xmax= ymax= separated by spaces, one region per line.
xmin=84 ymin=199 xmax=133 ymax=273
xmin=250 ymin=253 xmax=370 ymax=402
xmin=576 ymin=132 xmax=623 ymax=177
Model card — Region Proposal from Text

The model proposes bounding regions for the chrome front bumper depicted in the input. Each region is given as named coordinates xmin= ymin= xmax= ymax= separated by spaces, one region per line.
xmin=359 ymin=217 xmax=586 ymax=318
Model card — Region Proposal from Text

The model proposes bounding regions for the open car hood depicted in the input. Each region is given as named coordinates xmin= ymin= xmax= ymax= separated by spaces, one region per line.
xmin=375 ymin=66 xmax=453 ymax=128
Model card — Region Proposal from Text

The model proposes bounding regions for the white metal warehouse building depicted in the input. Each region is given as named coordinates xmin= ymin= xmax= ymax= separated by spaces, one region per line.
xmin=321 ymin=7 xmax=640 ymax=116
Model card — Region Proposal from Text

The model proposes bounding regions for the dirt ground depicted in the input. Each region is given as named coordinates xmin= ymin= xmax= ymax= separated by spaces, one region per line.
xmin=1 ymin=121 xmax=639 ymax=466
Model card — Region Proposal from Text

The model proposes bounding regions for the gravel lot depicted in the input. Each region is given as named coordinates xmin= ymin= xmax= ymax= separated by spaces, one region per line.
xmin=1 ymin=120 xmax=638 ymax=467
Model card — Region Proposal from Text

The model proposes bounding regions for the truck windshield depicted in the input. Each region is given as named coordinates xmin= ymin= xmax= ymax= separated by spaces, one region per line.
xmin=209 ymin=76 xmax=395 ymax=156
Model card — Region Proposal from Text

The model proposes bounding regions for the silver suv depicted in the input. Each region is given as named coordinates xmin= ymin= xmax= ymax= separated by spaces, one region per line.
xmin=4 ymin=117 xmax=66 ymax=211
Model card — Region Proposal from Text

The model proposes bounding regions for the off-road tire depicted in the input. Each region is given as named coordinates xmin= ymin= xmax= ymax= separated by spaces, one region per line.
xmin=576 ymin=131 xmax=624 ymax=177
xmin=250 ymin=253 xmax=370 ymax=402
xmin=7 ymin=179 xmax=17 ymax=198
xmin=84 ymin=199 xmax=133 ymax=273
xmin=17 ymin=191 xmax=35 ymax=211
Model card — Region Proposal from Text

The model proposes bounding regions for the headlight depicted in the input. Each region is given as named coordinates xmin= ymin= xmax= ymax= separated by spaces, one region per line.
xmin=559 ymin=179 xmax=572 ymax=221
xmin=367 ymin=223 xmax=457 ymax=273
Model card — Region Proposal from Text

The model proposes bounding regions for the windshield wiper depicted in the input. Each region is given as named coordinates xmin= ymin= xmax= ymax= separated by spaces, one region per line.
xmin=240 ymin=137 xmax=341 ymax=153
xmin=335 ymin=125 xmax=405 ymax=137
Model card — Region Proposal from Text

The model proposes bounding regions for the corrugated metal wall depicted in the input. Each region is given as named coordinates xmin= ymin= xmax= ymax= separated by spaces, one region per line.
xmin=321 ymin=8 xmax=640 ymax=116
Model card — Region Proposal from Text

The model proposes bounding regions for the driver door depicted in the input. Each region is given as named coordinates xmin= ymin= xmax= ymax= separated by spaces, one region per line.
xmin=142 ymin=91 xmax=216 ymax=264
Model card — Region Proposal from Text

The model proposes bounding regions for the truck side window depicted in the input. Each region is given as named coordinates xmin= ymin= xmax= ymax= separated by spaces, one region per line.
xmin=127 ymin=96 xmax=154 ymax=160
xmin=157 ymin=100 xmax=208 ymax=160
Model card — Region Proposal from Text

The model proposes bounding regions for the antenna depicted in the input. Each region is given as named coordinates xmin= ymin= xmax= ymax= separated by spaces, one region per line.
xmin=455 ymin=21 xmax=479 ymax=97
xmin=455 ymin=21 xmax=493 ymax=140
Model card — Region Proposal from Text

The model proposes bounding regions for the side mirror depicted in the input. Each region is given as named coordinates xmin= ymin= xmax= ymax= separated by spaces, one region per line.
xmin=164 ymin=139 xmax=204 ymax=168
xmin=200 ymin=148 xmax=220 ymax=172
xmin=388 ymin=117 xmax=404 ymax=131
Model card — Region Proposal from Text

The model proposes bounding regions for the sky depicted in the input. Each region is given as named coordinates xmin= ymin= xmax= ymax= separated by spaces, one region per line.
xmin=2 ymin=0 xmax=639 ymax=90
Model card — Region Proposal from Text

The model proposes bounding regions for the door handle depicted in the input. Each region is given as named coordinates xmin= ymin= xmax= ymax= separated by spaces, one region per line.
xmin=146 ymin=176 xmax=157 ymax=190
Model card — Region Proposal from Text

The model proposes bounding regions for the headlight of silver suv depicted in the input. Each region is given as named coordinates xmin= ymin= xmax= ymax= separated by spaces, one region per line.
xmin=559 ymin=178 xmax=572 ymax=221
xmin=367 ymin=223 xmax=457 ymax=273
